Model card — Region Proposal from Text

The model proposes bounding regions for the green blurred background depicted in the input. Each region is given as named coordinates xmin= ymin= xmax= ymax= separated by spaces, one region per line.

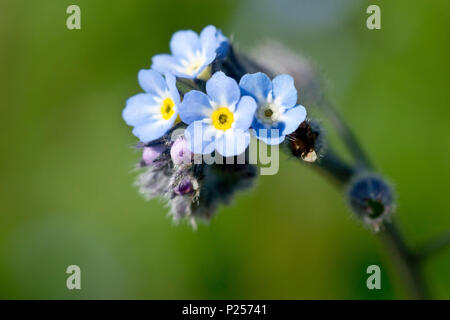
xmin=1 ymin=0 xmax=449 ymax=299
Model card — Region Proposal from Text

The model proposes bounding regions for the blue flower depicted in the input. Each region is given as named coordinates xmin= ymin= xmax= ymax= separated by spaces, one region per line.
xmin=178 ymin=71 xmax=257 ymax=157
xmin=152 ymin=25 xmax=229 ymax=80
xmin=122 ymin=69 xmax=180 ymax=143
xmin=239 ymin=72 xmax=307 ymax=145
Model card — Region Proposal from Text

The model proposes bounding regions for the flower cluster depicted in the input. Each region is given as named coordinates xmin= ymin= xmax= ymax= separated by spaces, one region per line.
xmin=122 ymin=25 xmax=308 ymax=226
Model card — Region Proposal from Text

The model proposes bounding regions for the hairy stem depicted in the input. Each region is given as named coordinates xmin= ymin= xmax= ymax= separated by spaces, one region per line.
xmin=312 ymin=148 xmax=354 ymax=187
xmin=379 ymin=222 xmax=429 ymax=299
xmin=318 ymin=98 xmax=373 ymax=170
xmin=311 ymin=133 xmax=429 ymax=299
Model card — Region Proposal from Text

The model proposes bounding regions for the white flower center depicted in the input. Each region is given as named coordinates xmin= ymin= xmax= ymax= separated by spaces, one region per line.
xmin=184 ymin=52 xmax=205 ymax=76
xmin=257 ymin=103 xmax=282 ymax=125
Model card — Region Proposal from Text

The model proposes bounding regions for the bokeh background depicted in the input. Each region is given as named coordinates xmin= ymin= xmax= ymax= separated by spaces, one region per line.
xmin=1 ymin=0 xmax=449 ymax=299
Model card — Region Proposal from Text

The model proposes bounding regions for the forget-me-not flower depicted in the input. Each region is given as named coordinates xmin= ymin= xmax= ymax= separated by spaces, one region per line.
xmin=152 ymin=25 xmax=229 ymax=80
xmin=239 ymin=72 xmax=307 ymax=145
xmin=178 ymin=72 xmax=257 ymax=157
xmin=122 ymin=69 xmax=180 ymax=143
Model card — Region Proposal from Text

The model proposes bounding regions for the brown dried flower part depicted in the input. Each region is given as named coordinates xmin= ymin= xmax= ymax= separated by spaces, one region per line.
xmin=287 ymin=120 xmax=320 ymax=163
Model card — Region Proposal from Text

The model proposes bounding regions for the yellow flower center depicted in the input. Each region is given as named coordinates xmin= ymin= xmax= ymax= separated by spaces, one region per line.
xmin=186 ymin=62 xmax=202 ymax=75
xmin=185 ymin=55 xmax=205 ymax=76
xmin=212 ymin=107 xmax=234 ymax=131
xmin=184 ymin=55 xmax=211 ymax=80
xmin=160 ymin=97 xmax=175 ymax=120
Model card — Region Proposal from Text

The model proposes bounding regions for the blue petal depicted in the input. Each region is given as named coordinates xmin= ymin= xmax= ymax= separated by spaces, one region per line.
xmin=233 ymin=96 xmax=257 ymax=130
xmin=199 ymin=25 xmax=229 ymax=59
xmin=170 ymin=30 xmax=200 ymax=57
xmin=281 ymin=105 xmax=307 ymax=135
xmin=132 ymin=118 xmax=175 ymax=143
xmin=138 ymin=69 xmax=166 ymax=95
xmin=258 ymin=134 xmax=285 ymax=145
xmin=214 ymin=29 xmax=229 ymax=59
xmin=151 ymin=54 xmax=178 ymax=74
xmin=252 ymin=120 xmax=286 ymax=145
xmin=206 ymin=71 xmax=240 ymax=107
xmin=185 ymin=121 xmax=216 ymax=154
xmin=200 ymin=25 xmax=218 ymax=57
xmin=164 ymin=73 xmax=181 ymax=105
xmin=272 ymin=74 xmax=298 ymax=108
xmin=239 ymin=72 xmax=272 ymax=104
xmin=215 ymin=129 xmax=250 ymax=157
xmin=122 ymin=93 xmax=159 ymax=126
xmin=198 ymin=26 xmax=222 ymax=70
xmin=179 ymin=90 xmax=213 ymax=124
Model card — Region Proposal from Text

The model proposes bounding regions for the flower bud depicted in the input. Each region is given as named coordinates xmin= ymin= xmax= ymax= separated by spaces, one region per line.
xmin=142 ymin=145 xmax=165 ymax=166
xmin=170 ymin=137 xmax=192 ymax=165
xmin=174 ymin=177 xmax=193 ymax=195
xmin=347 ymin=174 xmax=395 ymax=231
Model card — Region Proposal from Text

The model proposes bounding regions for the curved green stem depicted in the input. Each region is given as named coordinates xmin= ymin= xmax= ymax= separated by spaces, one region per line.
xmin=310 ymin=141 xmax=429 ymax=299
xmin=417 ymin=230 xmax=450 ymax=261
xmin=380 ymin=222 xmax=429 ymax=299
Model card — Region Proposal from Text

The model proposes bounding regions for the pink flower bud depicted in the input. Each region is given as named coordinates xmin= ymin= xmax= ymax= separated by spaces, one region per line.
xmin=170 ymin=137 xmax=192 ymax=165
xmin=142 ymin=145 xmax=165 ymax=166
